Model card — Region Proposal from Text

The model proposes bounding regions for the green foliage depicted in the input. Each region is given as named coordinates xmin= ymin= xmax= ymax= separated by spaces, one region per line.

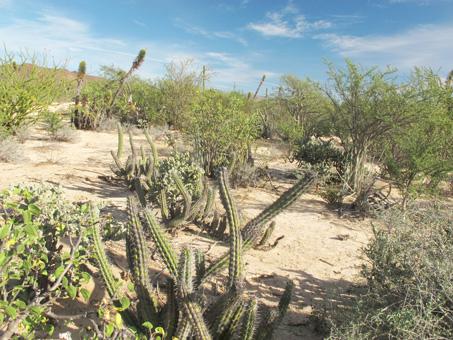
xmin=184 ymin=89 xmax=260 ymax=176
xmin=275 ymin=74 xmax=331 ymax=141
xmin=381 ymin=67 xmax=453 ymax=206
xmin=0 ymin=48 xmax=67 ymax=135
xmin=323 ymin=59 xmax=412 ymax=196
xmin=329 ymin=201 xmax=453 ymax=339
xmin=0 ymin=182 xmax=94 ymax=338
xmin=158 ymin=59 xmax=205 ymax=128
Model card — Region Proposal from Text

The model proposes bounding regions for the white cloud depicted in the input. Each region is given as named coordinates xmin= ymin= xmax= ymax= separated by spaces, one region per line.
xmin=248 ymin=2 xmax=332 ymax=38
xmin=315 ymin=24 xmax=453 ymax=71
xmin=133 ymin=19 xmax=145 ymax=27
xmin=204 ymin=51 xmax=279 ymax=90
xmin=177 ymin=21 xmax=248 ymax=46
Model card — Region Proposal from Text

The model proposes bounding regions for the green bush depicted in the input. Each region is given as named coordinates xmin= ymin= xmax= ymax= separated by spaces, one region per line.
xmin=184 ymin=89 xmax=260 ymax=176
xmin=0 ymin=182 xmax=95 ymax=338
xmin=329 ymin=201 xmax=453 ymax=339
xmin=0 ymin=49 xmax=67 ymax=135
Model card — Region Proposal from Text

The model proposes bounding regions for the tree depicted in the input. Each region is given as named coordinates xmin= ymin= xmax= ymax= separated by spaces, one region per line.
xmin=323 ymin=59 xmax=413 ymax=194
xmin=0 ymin=48 xmax=67 ymax=136
xmin=382 ymin=67 xmax=453 ymax=207
xmin=184 ymin=89 xmax=259 ymax=176
xmin=158 ymin=59 xmax=206 ymax=128
xmin=276 ymin=74 xmax=331 ymax=141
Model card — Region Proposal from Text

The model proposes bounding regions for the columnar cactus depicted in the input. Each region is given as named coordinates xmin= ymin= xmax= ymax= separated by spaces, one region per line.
xmin=96 ymin=152 xmax=314 ymax=339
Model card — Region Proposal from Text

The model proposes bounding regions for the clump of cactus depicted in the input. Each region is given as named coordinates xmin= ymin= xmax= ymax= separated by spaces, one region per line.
xmin=90 ymin=168 xmax=315 ymax=339
xmin=111 ymin=123 xmax=214 ymax=228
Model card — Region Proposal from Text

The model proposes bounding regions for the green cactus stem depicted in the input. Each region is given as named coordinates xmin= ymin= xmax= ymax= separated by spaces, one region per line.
xmin=91 ymin=223 xmax=118 ymax=299
xmin=178 ymin=245 xmax=194 ymax=293
xmin=218 ymin=168 xmax=243 ymax=287
xmin=159 ymin=189 xmax=170 ymax=220
xmin=143 ymin=209 xmax=179 ymax=278
xmin=90 ymin=222 xmax=140 ymax=330
xmin=126 ymin=198 xmax=160 ymax=325
xmin=254 ymin=221 xmax=276 ymax=249
xmin=134 ymin=177 xmax=147 ymax=208
xmin=218 ymin=299 xmax=246 ymax=340
xmin=178 ymin=281 xmax=212 ymax=340
xmin=255 ymin=280 xmax=294 ymax=340
xmin=163 ymin=278 xmax=179 ymax=339
xmin=195 ymin=248 xmax=206 ymax=288
xmin=206 ymin=284 xmax=242 ymax=337
xmin=167 ymin=170 xmax=192 ymax=227
xmin=116 ymin=122 xmax=124 ymax=158
xmin=242 ymin=172 xmax=316 ymax=244
xmin=144 ymin=129 xmax=159 ymax=167
xmin=200 ymin=171 xmax=315 ymax=285
xmin=239 ymin=296 xmax=258 ymax=340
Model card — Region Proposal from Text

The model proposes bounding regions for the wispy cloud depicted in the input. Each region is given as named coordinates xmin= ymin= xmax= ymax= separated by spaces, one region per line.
xmin=204 ymin=51 xmax=279 ymax=90
xmin=248 ymin=1 xmax=332 ymax=38
xmin=176 ymin=20 xmax=248 ymax=46
xmin=0 ymin=0 xmax=13 ymax=9
xmin=315 ymin=24 xmax=453 ymax=71
xmin=133 ymin=19 xmax=145 ymax=27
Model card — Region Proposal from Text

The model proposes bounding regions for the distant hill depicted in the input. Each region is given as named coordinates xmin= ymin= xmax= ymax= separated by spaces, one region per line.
xmin=15 ymin=63 xmax=104 ymax=83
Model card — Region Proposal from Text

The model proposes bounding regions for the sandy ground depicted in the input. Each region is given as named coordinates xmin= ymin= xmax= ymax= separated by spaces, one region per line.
xmin=0 ymin=115 xmax=373 ymax=339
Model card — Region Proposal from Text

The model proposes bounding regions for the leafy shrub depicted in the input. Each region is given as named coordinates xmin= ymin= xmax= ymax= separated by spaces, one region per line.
xmin=184 ymin=89 xmax=260 ymax=176
xmin=290 ymin=136 xmax=345 ymax=173
xmin=329 ymin=201 xmax=453 ymax=339
xmin=0 ymin=182 xmax=95 ymax=338
xmin=290 ymin=136 xmax=347 ymax=204
xmin=0 ymin=48 xmax=67 ymax=135
xmin=41 ymin=111 xmax=78 ymax=142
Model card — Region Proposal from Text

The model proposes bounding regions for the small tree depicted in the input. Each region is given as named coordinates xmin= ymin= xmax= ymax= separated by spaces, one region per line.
xmin=382 ymin=67 xmax=453 ymax=207
xmin=184 ymin=90 xmax=259 ymax=176
xmin=158 ymin=59 xmax=206 ymax=128
xmin=323 ymin=59 xmax=413 ymax=195
xmin=0 ymin=48 xmax=67 ymax=135
xmin=276 ymin=74 xmax=331 ymax=142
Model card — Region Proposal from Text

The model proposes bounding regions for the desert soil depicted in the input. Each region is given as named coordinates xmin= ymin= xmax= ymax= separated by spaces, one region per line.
xmin=0 ymin=109 xmax=373 ymax=339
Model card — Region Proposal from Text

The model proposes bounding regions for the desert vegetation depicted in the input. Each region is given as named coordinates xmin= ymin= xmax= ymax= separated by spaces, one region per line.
xmin=0 ymin=47 xmax=452 ymax=339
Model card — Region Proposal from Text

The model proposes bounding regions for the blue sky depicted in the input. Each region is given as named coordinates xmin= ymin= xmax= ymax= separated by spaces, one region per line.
xmin=1 ymin=0 xmax=452 ymax=93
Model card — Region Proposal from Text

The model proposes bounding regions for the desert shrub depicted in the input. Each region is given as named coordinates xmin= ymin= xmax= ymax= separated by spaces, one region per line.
xmin=184 ymin=89 xmax=260 ymax=176
xmin=290 ymin=136 xmax=348 ymax=204
xmin=13 ymin=126 xmax=31 ymax=143
xmin=0 ymin=136 xmax=24 ymax=163
xmin=41 ymin=111 xmax=78 ymax=142
xmin=0 ymin=182 xmax=96 ymax=338
xmin=329 ymin=201 xmax=453 ymax=339
xmin=0 ymin=48 xmax=67 ymax=135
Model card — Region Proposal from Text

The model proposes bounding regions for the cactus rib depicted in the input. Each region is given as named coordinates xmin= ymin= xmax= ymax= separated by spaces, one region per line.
xmin=239 ymin=296 xmax=258 ymax=340
xmin=126 ymin=198 xmax=160 ymax=325
xmin=218 ymin=168 xmax=243 ymax=287
xmin=143 ymin=209 xmax=179 ymax=278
